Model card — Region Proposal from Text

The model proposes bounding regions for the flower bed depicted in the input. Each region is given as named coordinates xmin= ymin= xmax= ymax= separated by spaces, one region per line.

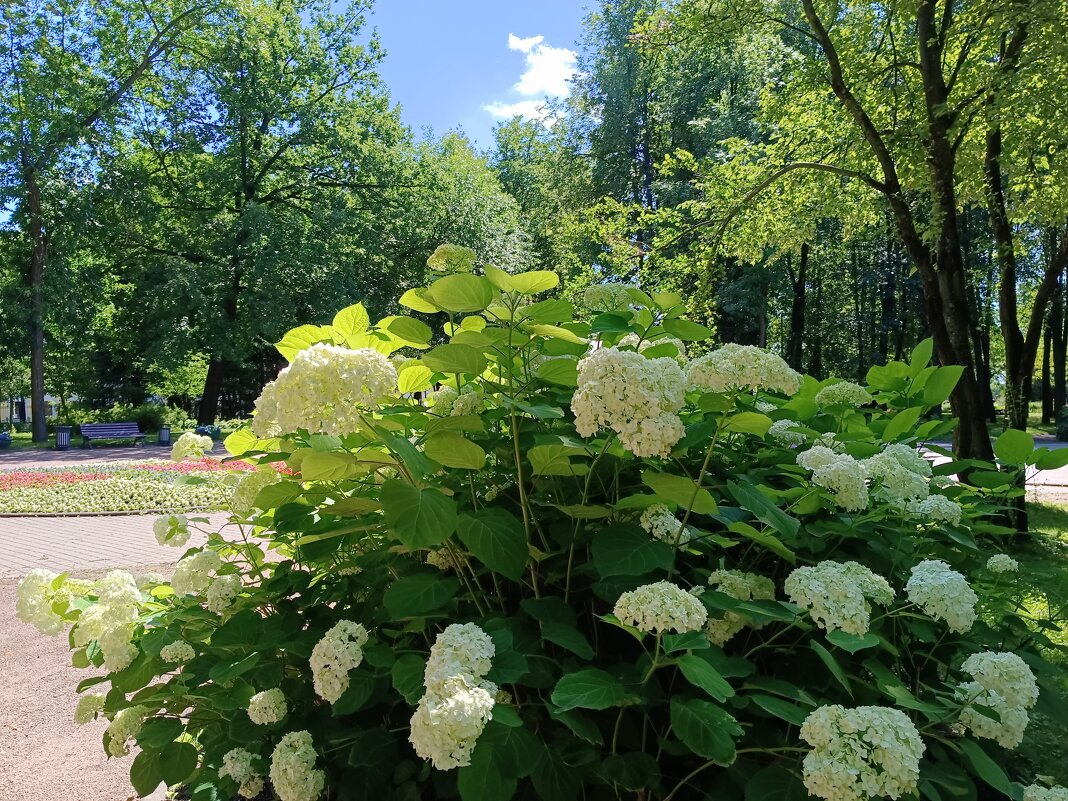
xmin=0 ymin=459 xmax=250 ymax=514
xmin=15 ymin=258 xmax=1068 ymax=801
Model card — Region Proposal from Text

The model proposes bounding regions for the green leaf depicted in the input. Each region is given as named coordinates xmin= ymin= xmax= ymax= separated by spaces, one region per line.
xmin=130 ymin=749 xmax=164 ymax=797
xmin=456 ymin=508 xmax=528 ymax=580
xmin=136 ymin=718 xmax=183 ymax=750
xmin=510 ymin=270 xmax=559 ymax=294
xmin=1035 ymin=448 xmax=1068 ymax=470
xmin=391 ymin=654 xmax=425 ymax=703
xmin=424 ymin=431 xmax=487 ymax=470
xmin=724 ymin=411 xmax=773 ymax=437
xmin=642 ymin=472 xmax=718 ymax=515
xmin=923 ymin=366 xmax=964 ymax=405
xmin=300 ymin=451 xmax=358 ymax=481
xmin=883 ymin=405 xmax=923 ymax=441
xmin=726 ymin=481 xmax=800 ymax=538
xmin=958 ymin=738 xmax=1013 ymax=797
xmin=670 ymin=697 xmax=740 ymax=764
xmin=726 ymin=521 xmax=796 ymax=564
xmin=224 ymin=428 xmax=258 ymax=456
xmin=484 ymin=264 xmax=517 ymax=291
xmin=745 ymin=766 xmax=809 ymax=801
xmin=676 ymin=654 xmax=734 ymax=701
xmin=530 ymin=324 xmax=587 ymax=344
xmin=528 ymin=443 xmax=588 ymax=476
xmin=591 ymin=523 xmax=674 ymax=577
xmin=398 ymin=364 xmax=434 ymax=393
xmin=519 ymin=299 xmax=573 ymax=323
xmin=910 ymin=338 xmax=934 ymax=374
xmin=384 ymin=573 xmax=459 ymax=618
xmin=750 ymin=694 xmax=811 ymax=726
xmin=159 ymin=741 xmax=199 ymax=785
xmin=535 ymin=357 xmax=579 ymax=387
xmin=380 ymin=480 xmax=457 ymax=547
xmin=386 ymin=316 xmax=433 ymax=345
xmin=333 ymin=304 xmax=370 ymax=339
xmin=540 ymin=622 xmax=595 ymax=659
xmin=331 ymin=670 xmax=376 ymax=715
xmin=209 ymin=652 xmax=261 ymax=684
xmin=826 ymin=630 xmax=881 ymax=653
xmin=427 ymin=274 xmax=495 ymax=313
xmin=811 ymin=642 xmax=853 ymax=697
xmin=276 ymin=324 xmax=331 ymax=360
xmin=422 ymin=343 xmax=488 ymax=376
xmin=532 ymin=746 xmax=581 ymax=801
xmin=994 ymin=429 xmax=1034 ymax=464
xmin=399 ymin=287 xmax=440 ymax=313
xmin=663 ymin=318 xmax=713 ymax=341
xmin=551 ymin=669 xmax=628 ymax=711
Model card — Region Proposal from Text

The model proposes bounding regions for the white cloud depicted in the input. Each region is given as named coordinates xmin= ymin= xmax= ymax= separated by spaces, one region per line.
xmin=483 ymin=33 xmax=577 ymax=126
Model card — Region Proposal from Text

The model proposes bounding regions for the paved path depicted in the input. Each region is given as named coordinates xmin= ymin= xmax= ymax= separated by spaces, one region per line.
xmin=0 ymin=441 xmax=224 ymax=468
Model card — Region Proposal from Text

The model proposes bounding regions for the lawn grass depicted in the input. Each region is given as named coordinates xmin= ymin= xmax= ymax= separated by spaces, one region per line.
xmin=3 ymin=432 xmax=55 ymax=450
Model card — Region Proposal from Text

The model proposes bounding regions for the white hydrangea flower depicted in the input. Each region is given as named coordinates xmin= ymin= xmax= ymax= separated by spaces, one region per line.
xmin=105 ymin=705 xmax=148 ymax=757
xmin=797 ymin=447 xmax=869 ymax=511
xmin=863 ymin=450 xmax=929 ymax=508
xmin=269 ymin=731 xmax=325 ymax=801
xmin=17 ymin=568 xmax=68 ymax=635
xmin=220 ymin=747 xmax=265 ymax=799
xmin=618 ymin=333 xmax=687 ymax=363
xmin=705 ymin=570 xmax=776 ymax=646
xmin=153 ymin=513 xmax=191 ymax=547
xmin=573 ymin=347 xmax=687 ymax=457
xmin=768 ymin=418 xmax=806 ymax=447
xmin=171 ymin=549 xmax=223 ymax=596
xmin=639 ymin=504 xmax=692 ymax=545
xmin=814 ymin=381 xmax=873 ymax=409
xmin=451 ymin=386 xmax=483 ymax=417
xmin=427 ymin=385 xmax=459 ymax=416
xmin=881 ymin=443 xmax=933 ymax=476
xmin=908 ymin=494 xmax=963 ymax=526
xmin=614 ymin=581 xmax=709 ymax=635
xmin=411 ymin=624 xmax=497 ymax=770
xmin=70 ymin=570 xmax=142 ymax=671
xmin=426 ymin=548 xmax=461 ymax=571
xmin=785 ymin=561 xmax=893 ymax=636
xmin=205 ymin=573 xmax=242 ymax=615
xmin=800 ymin=705 xmax=924 ymax=801
xmin=251 ymin=343 xmax=397 ymax=438
xmin=986 ymin=554 xmax=1019 ymax=573
xmin=957 ymin=682 xmax=1031 ymax=748
xmin=961 ymin=651 xmax=1038 ymax=710
xmin=160 ymin=640 xmax=195 ymax=664
xmin=137 ymin=572 xmax=166 ymax=588
xmin=583 ymin=283 xmax=633 ymax=312
xmin=231 ymin=468 xmax=281 ymax=516
xmin=906 ymin=560 xmax=977 ymax=633
xmin=311 ymin=620 xmax=369 ymax=704
xmin=686 ymin=343 xmax=801 ymax=396
xmin=247 ymin=688 xmax=287 ymax=725
xmin=171 ymin=432 xmax=214 ymax=461
xmin=1024 ymin=785 xmax=1068 ymax=801
xmin=74 ymin=693 xmax=105 ymax=725
xmin=756 ymin=400 xmax=777 ymax=413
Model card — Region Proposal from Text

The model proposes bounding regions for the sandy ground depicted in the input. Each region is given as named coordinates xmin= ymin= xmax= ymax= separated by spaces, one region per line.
xmin=0 ymin=575 xmax=168 ymax=801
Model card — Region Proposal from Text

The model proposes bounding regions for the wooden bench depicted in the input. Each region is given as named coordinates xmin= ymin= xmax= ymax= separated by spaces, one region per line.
xmin=80 ymin=422 xmax=146 ymax=448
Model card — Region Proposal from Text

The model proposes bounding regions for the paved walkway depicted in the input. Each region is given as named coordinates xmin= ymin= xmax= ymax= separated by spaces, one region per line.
xmin=0 ymin=441 xmax=224 ymax=468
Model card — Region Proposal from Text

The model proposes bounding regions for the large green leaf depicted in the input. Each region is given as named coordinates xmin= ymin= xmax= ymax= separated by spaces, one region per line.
xmin=333 ymin=303 xmax=370 ymax=339
xmin=590 ymin=523 xmax=674 ymax=577
xmin=386 ymin=315 xmax=433 ymax=345
xmin=994 ymin=428 xmax=1034 ymax=464
xmin=300 ymin=451 xmax=358 ymax=481
xmin=383 ymin=573 xmax=459 ymax=618
xmin=727 ymin=481 xmax=800 ymax=538
xmin=641 ymin=472 xmax=718 ymax=515
xmin=276 ymin=324 xmax=331 ymax=361
xmin=422 ymin=343 xmax=488 ymax=376
xmin=399 ymin=287 xmax=440 ymax=313
xmin=535 ymin=357 xmax=579 ymax=387
xmin=745 ymin=766 xmax=809 ymax=801
xmin=922 ymin=365 xmax=964 ymax=405
xmin=882 ymin=405 xmax=923 ymax=441
xmin=540 ymin=622 xmax=594 ymax=660
xmin=958 ymin=739 xmax=1013 ymax=797
xmin=159 ymin=741 xmax=199 ymax=785
xmin=380 ymin=480 xmax=457 ymax=547
xmin=129 ymin=749 xmax=164 ymax=797
xmin=510 ymin=270 xmax=559 ymax=294
xmin=676 ymin=654 xmax=734 ymax=701
xmin=424 ymin=431 xmax=487 ymax=470
xmin=663 ymin=318 xmax=713 ymax=341
xmin=551 ymin=669 xmax=628 ymax=711
xmin=398 ymin=364 xmax=434 ymax=393
xmin=724 ymin=411 xmax=773 ymax=437
xmin=427 ymin=274 xmax=495 ymax=313
xmin=456 ymin=508 xmax=528 ymax=580
xmin=670 ymin=697 xmax=740 ymax=763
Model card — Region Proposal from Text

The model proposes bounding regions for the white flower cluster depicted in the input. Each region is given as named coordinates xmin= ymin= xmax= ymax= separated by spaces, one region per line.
xmin=1025 ymin=786 xmax=1068 ymax=801
xmin=311 ymin=620 xmax=369 ymax=703
xmin=270 ymin=731 xmax=325 ymax=801
xmin=205 ymin=573 xmax=242 ymax=614
xmin=105 ymin=705 xmax=148 ymax=757
xmin=905 ymin=560 xmax=976 ymax=633
xmin=427 ymin=385 xmax=458 ymax=415
xmin=908 ymin=494 xmax=963 ymax=527
xmin=862 ymin=449 xmax=929 ymax=509
xmin=231 ymin=468 xmax=281 ymax=516
xmin=16 ymin=568 xmax=90 ymax=635
xmin=619 ymin=333 xmax=687 ymax=363
xmin=248 ymin=687 xmax=287 ymax=725
xmin=573 ymin=346 xmax=686 ymax=457
xmin=452 ymin=386 xmax=483 ymax=417
xmin=252 ymin=343 xmax=397 ymax=437
xmin=705 ymin=570 xmax=776 ymax=646
xmin=986 ymin=554 xmax=1019 ymax=573
xmin=171 ymin=549 xmax=222 ymax=597
xmin=686 ymin=343 xmax=801 ymax=396
xmin=796 ymin=447 xmax=869 ymax=511
xmin=785 ymin=561 xmax=894 ymax=636
xmin=882 ymin=443 xmax=933 ymax=477
xmin=815 ymin=381 xmax=873 ymax=409
xmin=73 ymin=570 xmax=142 ymax=671
xmin=410 ymin=623 xmax=497 ymax=770
xmin=639 ymin=504 xmax=692 ymax=545
xmin=768 ymin=418 xmax=806 ymax=447
xmin=160 ymin=640 xmax=195 ymax=664
xmin=614 ymin=581 xmax=709 ymax=635
xmin=583 ymin=283 xmax=633 ymax=312
xmin=171 ymin=431 xmax=213 ymax=461
xmin=221 ymin=747 xmax=265 ymax=799
xmin=800 ymin=705 xmax=925 ymax=801
xmin=957 ymin=651 xmax=1038 ymax=749
xmin=153 ymin=513 xmax=191 ymax=547
xmin=74 ymin=693 xmax=105 ymax=725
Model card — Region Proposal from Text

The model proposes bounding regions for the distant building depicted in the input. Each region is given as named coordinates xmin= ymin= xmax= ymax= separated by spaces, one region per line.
xmin=2 ymin=396 xmax=62 ymax=425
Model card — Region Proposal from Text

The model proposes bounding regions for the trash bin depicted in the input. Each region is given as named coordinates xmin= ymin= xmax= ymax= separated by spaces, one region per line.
xmin=159 ymin=425 xmax=171 ymax=446
xmin=55 ymin=425 xmax=73 ymax=451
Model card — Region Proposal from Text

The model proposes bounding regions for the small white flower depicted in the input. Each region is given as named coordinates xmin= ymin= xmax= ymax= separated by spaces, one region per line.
xmin=171 ymin=432 xmax=213 ymax=461
xmin=906 ymin=560 xmax=977 ymax=633
xmin=908 ymin=494 xmax=963 ymax=526
xmin=1024 ymin=785 xmax=1068 ymax=801
xmin=814 ymin=381 xmax=872 ymax=408
xmin=205 ymin=573 xmax=242 ymax=614
xmin=311 ymin=620 xmax=369 ymax=704
xmin=247 ymin=688 xmax=287 ymax=725
xmin=269 ymin=731 xmax=325 ymax=801
xmin=705 ymin=570 xmax=776 ymax=645
xmin=74 ymin=693 xmax=105 ymax=725
xmin=797 ymin=447 xmax=869 ymax=511
xmin=221 ymin=747 xmax=265 ymax=799
xmin=614 ymin=581 xmax=709 ymax=635
xmin=160 ymin=640 xmax=195 ymax=664
xmin=105 ymin=706 xmax=148 ymax=757
xmin=785 ymin=561 xmax=893 ymax=636
xmin=986 ymin=554 xmax=1019 ymax=573
xmin=687 ymin=343 xmax=801 ymax=395
xmin=153 ymin=513 xmax=191 ymax=547
xmin=639 ymin=504 xmax=692 ymax=545
xmin=171 ymin=549 xmax=222 ymax=596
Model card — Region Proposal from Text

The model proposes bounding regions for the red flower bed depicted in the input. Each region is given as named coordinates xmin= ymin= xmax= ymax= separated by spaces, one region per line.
xmin=0 ymin=471 xmax=109 ymax=490
xmin=127 ymin=458 xmax=257 ymax=473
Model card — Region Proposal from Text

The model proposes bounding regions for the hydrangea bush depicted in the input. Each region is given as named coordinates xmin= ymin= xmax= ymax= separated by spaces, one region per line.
xmin=17 ymin=258 xmax=1068 ymax=801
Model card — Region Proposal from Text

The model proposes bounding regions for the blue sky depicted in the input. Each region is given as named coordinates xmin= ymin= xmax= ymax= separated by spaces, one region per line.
xmin=368 ymin=1 xmax=589 ymax=148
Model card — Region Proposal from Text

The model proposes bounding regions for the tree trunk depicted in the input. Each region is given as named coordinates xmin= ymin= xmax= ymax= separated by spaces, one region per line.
xmin=1042 ymin=319 xmax=1053 ymax=425
xmin=786 ymin=243 xmax=808 ymax=370
xmin=1055 ymin=270 xmax=1067 ymax=419
xmin=24 ymin=163 xmax=48 ymax=442
xmin=198 ymin=359 xmax=227 ymax=424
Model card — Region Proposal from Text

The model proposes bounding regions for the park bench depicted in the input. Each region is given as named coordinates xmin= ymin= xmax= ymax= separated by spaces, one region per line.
xmin=79 ymin=422 xmax=146 ymax=448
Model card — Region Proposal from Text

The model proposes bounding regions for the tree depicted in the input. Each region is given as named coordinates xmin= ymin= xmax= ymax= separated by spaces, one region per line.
xmin=0 ymin=0 xmax=204 ymax=440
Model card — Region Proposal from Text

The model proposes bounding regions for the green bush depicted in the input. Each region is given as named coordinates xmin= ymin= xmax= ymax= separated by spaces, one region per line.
xmin=15 ymin=264 xmax=1068 ymax=801
xmin=53 ymin=403 xmax=193 ymax=434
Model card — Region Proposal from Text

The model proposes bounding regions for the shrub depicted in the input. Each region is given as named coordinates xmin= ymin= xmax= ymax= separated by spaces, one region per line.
xmin=17 ymin=266 xmax=1068 ymax=801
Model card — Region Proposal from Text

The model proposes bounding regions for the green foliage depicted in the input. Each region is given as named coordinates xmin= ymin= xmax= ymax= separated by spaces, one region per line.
xmin=28 ymin=262 xmax=1067 ymax=801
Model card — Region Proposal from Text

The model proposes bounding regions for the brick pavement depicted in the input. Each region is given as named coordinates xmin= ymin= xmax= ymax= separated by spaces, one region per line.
xmin=0 ymin=440 xmax=223 ymax=468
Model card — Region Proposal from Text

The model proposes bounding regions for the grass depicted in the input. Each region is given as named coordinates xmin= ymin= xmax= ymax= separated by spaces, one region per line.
xmin=984 ymin=402 xmax=1058 ymax=439
xmin=1 ymin=431 xmax=171 ymax=451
